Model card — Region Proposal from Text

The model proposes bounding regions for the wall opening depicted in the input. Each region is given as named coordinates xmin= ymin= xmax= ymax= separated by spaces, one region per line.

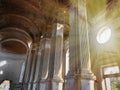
xmin=102 ymin=65 xmax=120 ymax=90
xmin=0 ymin=80 xmax=10 ymax=90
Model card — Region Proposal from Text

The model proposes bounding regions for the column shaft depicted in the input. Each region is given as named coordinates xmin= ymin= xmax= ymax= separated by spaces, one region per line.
xmin=23 ymin=46 xmax=33 ymax=89
xmin=32 ymin=39 xmax=45 ymax=90
xmin=23 ymin=43 xmax=39 ymax=90
xmin=45 ymin=25 xmax=56 ymax=90
xmin=66 ymin=0 xmax=96 ymax=90
xmin=40 ymin=38 xmax=51 ymax=90
xmin=52 ymin=23 xmax=64 ymax=90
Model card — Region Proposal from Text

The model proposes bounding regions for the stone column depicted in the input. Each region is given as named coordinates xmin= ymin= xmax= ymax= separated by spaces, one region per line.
xmin=32 ymin=40 xmax=43 ymax=90
xmin=28 ymin=43 xmax=39 ymax=90
xmin=39 ymin=38 xmax=51 ymax=90
xmin=66 ymin=0 xmax=96 ymax=90
xmin=62 ymin=39 xmax=69 ymax=90
xmin=22 ymin=45 xmax=32 ymax=90
xmin=45 ymin=25 xmax=56 ymax=90
xmin=23 ymin=43 xmax=38 ymax=90
xmin=45 ymin=23 xmax=64 ymax=90
xmin=77 ymin=1 xmax=96 ymax=90
xmin=52 ymin=23 xmax=64 ymax=90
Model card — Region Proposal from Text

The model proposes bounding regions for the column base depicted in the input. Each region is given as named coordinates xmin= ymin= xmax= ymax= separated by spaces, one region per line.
xmin=65 ymin=76 xmax=76 ymax=90
xmin=52 ymin=76 xmax=64 ymax=90
xmin=81 ymin=68 xmax=96 ymax=90
xmin=65 ymin=69 xmax=96 ymax=90
xmin=28 ymin=83 xmax=32 ymax=90
xmin=40 ymin=77 xmax=64 ymax=90
xmin=23 ymin=83 xmax=28 ymax=90
xmin=32 ymin=83 xmax=38 ymax=90
xmin=52 ymin=81 xmax=63 ymax=90
xmin=40 ymin=80 xmax=46 ymax=90
xmin=81 ymin=80 xmax=94 ymax=90
xmin=28 ymin=82 xmax=37 ymax=90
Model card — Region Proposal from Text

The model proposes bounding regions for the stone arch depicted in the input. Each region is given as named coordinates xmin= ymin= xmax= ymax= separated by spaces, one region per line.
xmin=0 ymin=38 xmax=29 ymax=83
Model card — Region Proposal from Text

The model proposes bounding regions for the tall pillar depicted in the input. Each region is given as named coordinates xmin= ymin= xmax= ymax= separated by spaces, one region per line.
xmin=32 ymin=40 xmax=43 ymax=90
xmin=28 ymin=43 xmax=39 ymax=90
xmin=66 ymin=0 xmax=96 ymax=90
xmin=45 ymin=23 xmax=64 ymax=90
xmin=39 ymin=38 xmax=51 ymax=90
xmin=45 ymin=25 xmax=56 ymax=90
xmin=52 ymin=23 xmax=64 ymax=90
xmin=23 ymin=43 xmax=38 ymax=90
xmin=62 ymin=39 xmax=69 ymax=90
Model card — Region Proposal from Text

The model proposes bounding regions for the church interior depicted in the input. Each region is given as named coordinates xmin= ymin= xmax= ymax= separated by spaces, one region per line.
xmin=0 ymin=0 xmax=120 ymax=90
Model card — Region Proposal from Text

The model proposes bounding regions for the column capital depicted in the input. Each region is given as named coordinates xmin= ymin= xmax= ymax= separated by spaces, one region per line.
xmin=30 ymin=43 xmax=38 ymax=50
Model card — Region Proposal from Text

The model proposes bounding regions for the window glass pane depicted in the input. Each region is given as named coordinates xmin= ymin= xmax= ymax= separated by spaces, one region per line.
xmin=106 ymin=77 xmax=120 ymax=90
xmin=104 ymin=66 xmax=119 ymax=75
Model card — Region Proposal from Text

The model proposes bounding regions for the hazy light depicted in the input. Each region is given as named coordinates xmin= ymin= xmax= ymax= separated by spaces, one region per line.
xmin=97 ymin=26 xmax=111 ymax=44
xmin=41 ymin=35 xmax=43 ymax=38
xmin=28 ymin=42 xmax=32 ymax=48
xmin=0 ymin=61 xmax=7 ymax=67
xmin=57 ymin=23 xmax=64 ymax=30
xmin=66 ymin=50 xmax=69 ymax=75
xmin=0 ymin=70 xmax=3 ymax=75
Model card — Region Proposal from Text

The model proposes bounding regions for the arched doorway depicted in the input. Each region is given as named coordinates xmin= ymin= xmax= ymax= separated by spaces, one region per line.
xmin=0 ymin=39 xmax=28 ymax=89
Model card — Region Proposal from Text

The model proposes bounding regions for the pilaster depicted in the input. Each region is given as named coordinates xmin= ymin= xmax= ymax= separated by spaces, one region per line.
xmin=45 ymin=23 xmax=64 ymax=90
xmin=66 ymin=0 xmax=96 ymax=90
xmin=52 ymin=23 xmax=64 ymax=90
xmin=39 ymin=38 xmax=51 ymax=90
xmin=22 ymin=42 xmax=39 ymax=90
xmin=31 ymin=39 xmax=45 ymax=90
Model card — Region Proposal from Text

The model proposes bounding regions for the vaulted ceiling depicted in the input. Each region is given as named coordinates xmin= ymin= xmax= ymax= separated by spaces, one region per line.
xmin=0 ymin=0 xmax=69 ymax=54
xmin=0 ymin=0 xmax=120 ymax=65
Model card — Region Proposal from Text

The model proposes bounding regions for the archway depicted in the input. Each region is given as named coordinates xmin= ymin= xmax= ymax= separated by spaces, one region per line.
xmin=0 ymin=39 xmax=29 ymax=89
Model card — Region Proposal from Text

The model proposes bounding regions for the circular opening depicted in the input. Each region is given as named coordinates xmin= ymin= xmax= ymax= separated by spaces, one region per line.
xmin=97 ymin=26 xmax=111 ymax=44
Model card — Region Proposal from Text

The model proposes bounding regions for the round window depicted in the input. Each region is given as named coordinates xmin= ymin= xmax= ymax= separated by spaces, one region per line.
xmin=97 ymin=26 xmax=111 ymax=44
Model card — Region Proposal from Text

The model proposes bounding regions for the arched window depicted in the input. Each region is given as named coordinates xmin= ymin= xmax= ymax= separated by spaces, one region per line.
xmin=97 ymin=26 xmax=111 ymax=44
